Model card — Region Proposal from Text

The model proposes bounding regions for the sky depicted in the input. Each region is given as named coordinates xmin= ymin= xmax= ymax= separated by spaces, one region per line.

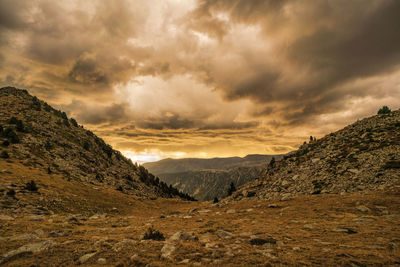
xmin=1 ymin=0 xmax=399 ymax=163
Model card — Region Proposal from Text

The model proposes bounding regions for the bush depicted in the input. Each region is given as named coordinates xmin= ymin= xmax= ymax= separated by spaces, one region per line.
xmin=9 ymin=117 xmax=19 ymax=124
xmin=31 ymin=96 xmax=41 ymax=111
xmin=43 ymin=103 xmax=52 ymax=112
xmin=8 ymin=131 xmax=20 ymax=144
xmin=16 ymin=120 xmax=24 ymax=132
xmin=213 ymin=197 xmax=219 ymax=203
xmin=143 ymin=227 xmax=165 ymax=241
xmin=227 ymin=182 xmax=236 ymax=196
xmin=63 ymin=119 xmax=70 ymax=127
xmin=2 ymin=140 xmax=10 ymax=147
xmin=0 ymin=125 xmax=3 ymax=133
xmin=70 ymin=118 xmax=78 ymax=127
xmin=6 ymin=189 xmax=15 ymax=197
xmin=25 ymin=180 xmax=38 ymax=192
xmin=1 ymin=151 xmax=9 ymax=158
xmin=268 ymin=157 xmax=276 ymax=168
xmin=378 ymin=106 xmax=391 ymax=114
xmin=83 ymin=140 xmax=90 ymax=150
xmin=3 ymin=128 xmax=19 ymax=143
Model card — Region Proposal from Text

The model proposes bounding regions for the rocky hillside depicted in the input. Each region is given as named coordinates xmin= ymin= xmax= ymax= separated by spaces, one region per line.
xmin=159 ymin=166 xmax=264 ymax=201
xmin=230 ymin=110 xmax=400 ymax=201
xmin=0 ymin=86 xmax=194 ymax=201
xmin=144 ymin=155 xmax=282 ymax=201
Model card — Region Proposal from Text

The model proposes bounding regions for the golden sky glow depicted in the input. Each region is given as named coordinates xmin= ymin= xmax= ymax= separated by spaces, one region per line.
xmin=1 ymin=0 xmax=399 ymax=162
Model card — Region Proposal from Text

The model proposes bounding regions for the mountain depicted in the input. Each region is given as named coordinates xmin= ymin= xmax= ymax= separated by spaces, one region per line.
xmin=143 ymin=154 xmax=278 ymax=175
xmin=144 ymin=155 xmax=282 ymax=200
xmin=0 ymin=86 xmax=194 ymax=202
xmin=230 ymin=109 xmax=400 ymax=201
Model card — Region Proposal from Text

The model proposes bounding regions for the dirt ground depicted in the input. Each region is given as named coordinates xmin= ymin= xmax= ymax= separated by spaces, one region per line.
xmin=1 ymin=160 xmax=400 ymax=266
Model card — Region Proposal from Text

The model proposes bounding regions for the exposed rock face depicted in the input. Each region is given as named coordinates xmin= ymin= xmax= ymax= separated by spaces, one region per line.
xmin=231 ymin=110 xmax=400 ymax=200
xmin=0 ymin=86 xmax=192 ymax=200
xmin=144 ymin=155 xmax=282 ymax=201
xmin=158 ymin=167 xmax=264 ymax=201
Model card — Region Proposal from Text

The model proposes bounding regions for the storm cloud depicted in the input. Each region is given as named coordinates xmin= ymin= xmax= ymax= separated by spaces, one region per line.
xmin=0 ymin=0 xmax=399 ymax=159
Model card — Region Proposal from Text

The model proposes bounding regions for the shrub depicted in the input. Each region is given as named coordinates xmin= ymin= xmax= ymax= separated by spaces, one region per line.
xmin=25 ymin=180 xmax=38 ymax=191
xmin=0 ymin=151 xmax=9 ymax=158
xmin=0 ymin=125 xmax=3 ymax=133
xmin=9 ymin=132 xmax=20 ymax=143
xmin=70 ymin=118 xmax=78 ymax=127
xmin=61 ymin=112 xmax=68 ymax=120
xmin=43 ymin=103 xmax=52 ymax=112
xmin=63 ymin=119 xmax=70 ymax=127
xmin=213 ymin=197 xmax=219 ymax=203
xmin=2 ymin=140 xmax=10 ymax=147
xmin=31 ymin=96 xmax=41 ymax=111
xmin=6 ymin=189 xmax=15 ymax=197
xmin=378 ymin=106 xmax=391 ymax=114
xmin=16 ymin=120 xmax=24 ymax=132
xmin=9 ymin=117 xmax=19 ymax=124
xmin=227 ymin=182 xmax=236 ymax=196
xmin=3 ymin=128 xmax=19 ymax=143
xmin=83 ymin=140 xmax=90 ymax=150
xmin=143 ymin=227 xmax=165 ymax=241
xmin=268 ymin=157 xmax=276 ymax=168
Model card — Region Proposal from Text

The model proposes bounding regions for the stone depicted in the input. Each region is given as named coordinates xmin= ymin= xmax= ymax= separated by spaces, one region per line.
xmin=161 ymin=243 xmax=176 ymax=258
xmin=112 ymin=239 xmax=137 ymax=252
xmin=302 ymin=224 xmax=314 ymax=230
xmin=1 ymin=240 xmax=56 ymax=265
xmin=0 ymin=215 xmax=14 ymax=221
xmin=226 ymin=209 xmax=236 ymax=214
xmin=79 ymin=252 xmax=97 ymax=264
xmin=356 ymin=205 xmax=371 ymax=213
xmin=250 ymin=238 xmax=277 ymax=246
xmin=97 ymin=258 xmax=107 ymax=264
xmin=199 ymin=233 xmax=212 ymax=243
xmin=332 ymin=228 xmax=357 ymax=234
xmin=216 ymin=229 xmax=233 ymax=239
xmin=9 ymin=233 xmax=38 ymax=241
xmin=168 ymin=231 xmax=198 ymax=242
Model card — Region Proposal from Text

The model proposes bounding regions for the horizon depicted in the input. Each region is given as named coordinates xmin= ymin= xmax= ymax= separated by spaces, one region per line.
xmin=1 ymin=0 xmax=399 ymax=160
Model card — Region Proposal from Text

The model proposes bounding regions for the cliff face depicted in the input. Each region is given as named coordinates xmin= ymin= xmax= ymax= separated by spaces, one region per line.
xmin=159 ymin=166 xmax=264 ymax=201
xmin=144 ymin=155 xmax=282 ymax=201
xmin=230 ymin=110 xmax=400 ymax=201
xmin=0 ymin=86 xmax=192 ymax=200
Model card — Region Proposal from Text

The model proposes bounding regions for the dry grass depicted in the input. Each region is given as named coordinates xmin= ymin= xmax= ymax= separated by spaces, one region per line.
xmin=1 ymin=159 xmax=400 ymax=266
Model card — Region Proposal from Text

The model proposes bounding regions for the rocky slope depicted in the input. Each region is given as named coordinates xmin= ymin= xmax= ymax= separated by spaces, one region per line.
xmin=0 ymin=86 xmax=193 ymax=200
xmin=144 ymin=155 xmax=281 ymax=201
xmin=231 ymin=110 xmax=400 ymax=201
xmin=159 ymin=166 xmax=264 ymax=201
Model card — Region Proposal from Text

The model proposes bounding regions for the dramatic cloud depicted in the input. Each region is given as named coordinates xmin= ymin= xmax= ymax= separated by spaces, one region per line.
xmin=0 ymin=0 xmax=399 ymax=160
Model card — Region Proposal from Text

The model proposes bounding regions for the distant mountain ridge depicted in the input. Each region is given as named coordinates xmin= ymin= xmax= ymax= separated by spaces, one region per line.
xmin=143 ymin=154 xmax=280 ymax=175
xmin=144 ymin=154 xmax=283 ymax=201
